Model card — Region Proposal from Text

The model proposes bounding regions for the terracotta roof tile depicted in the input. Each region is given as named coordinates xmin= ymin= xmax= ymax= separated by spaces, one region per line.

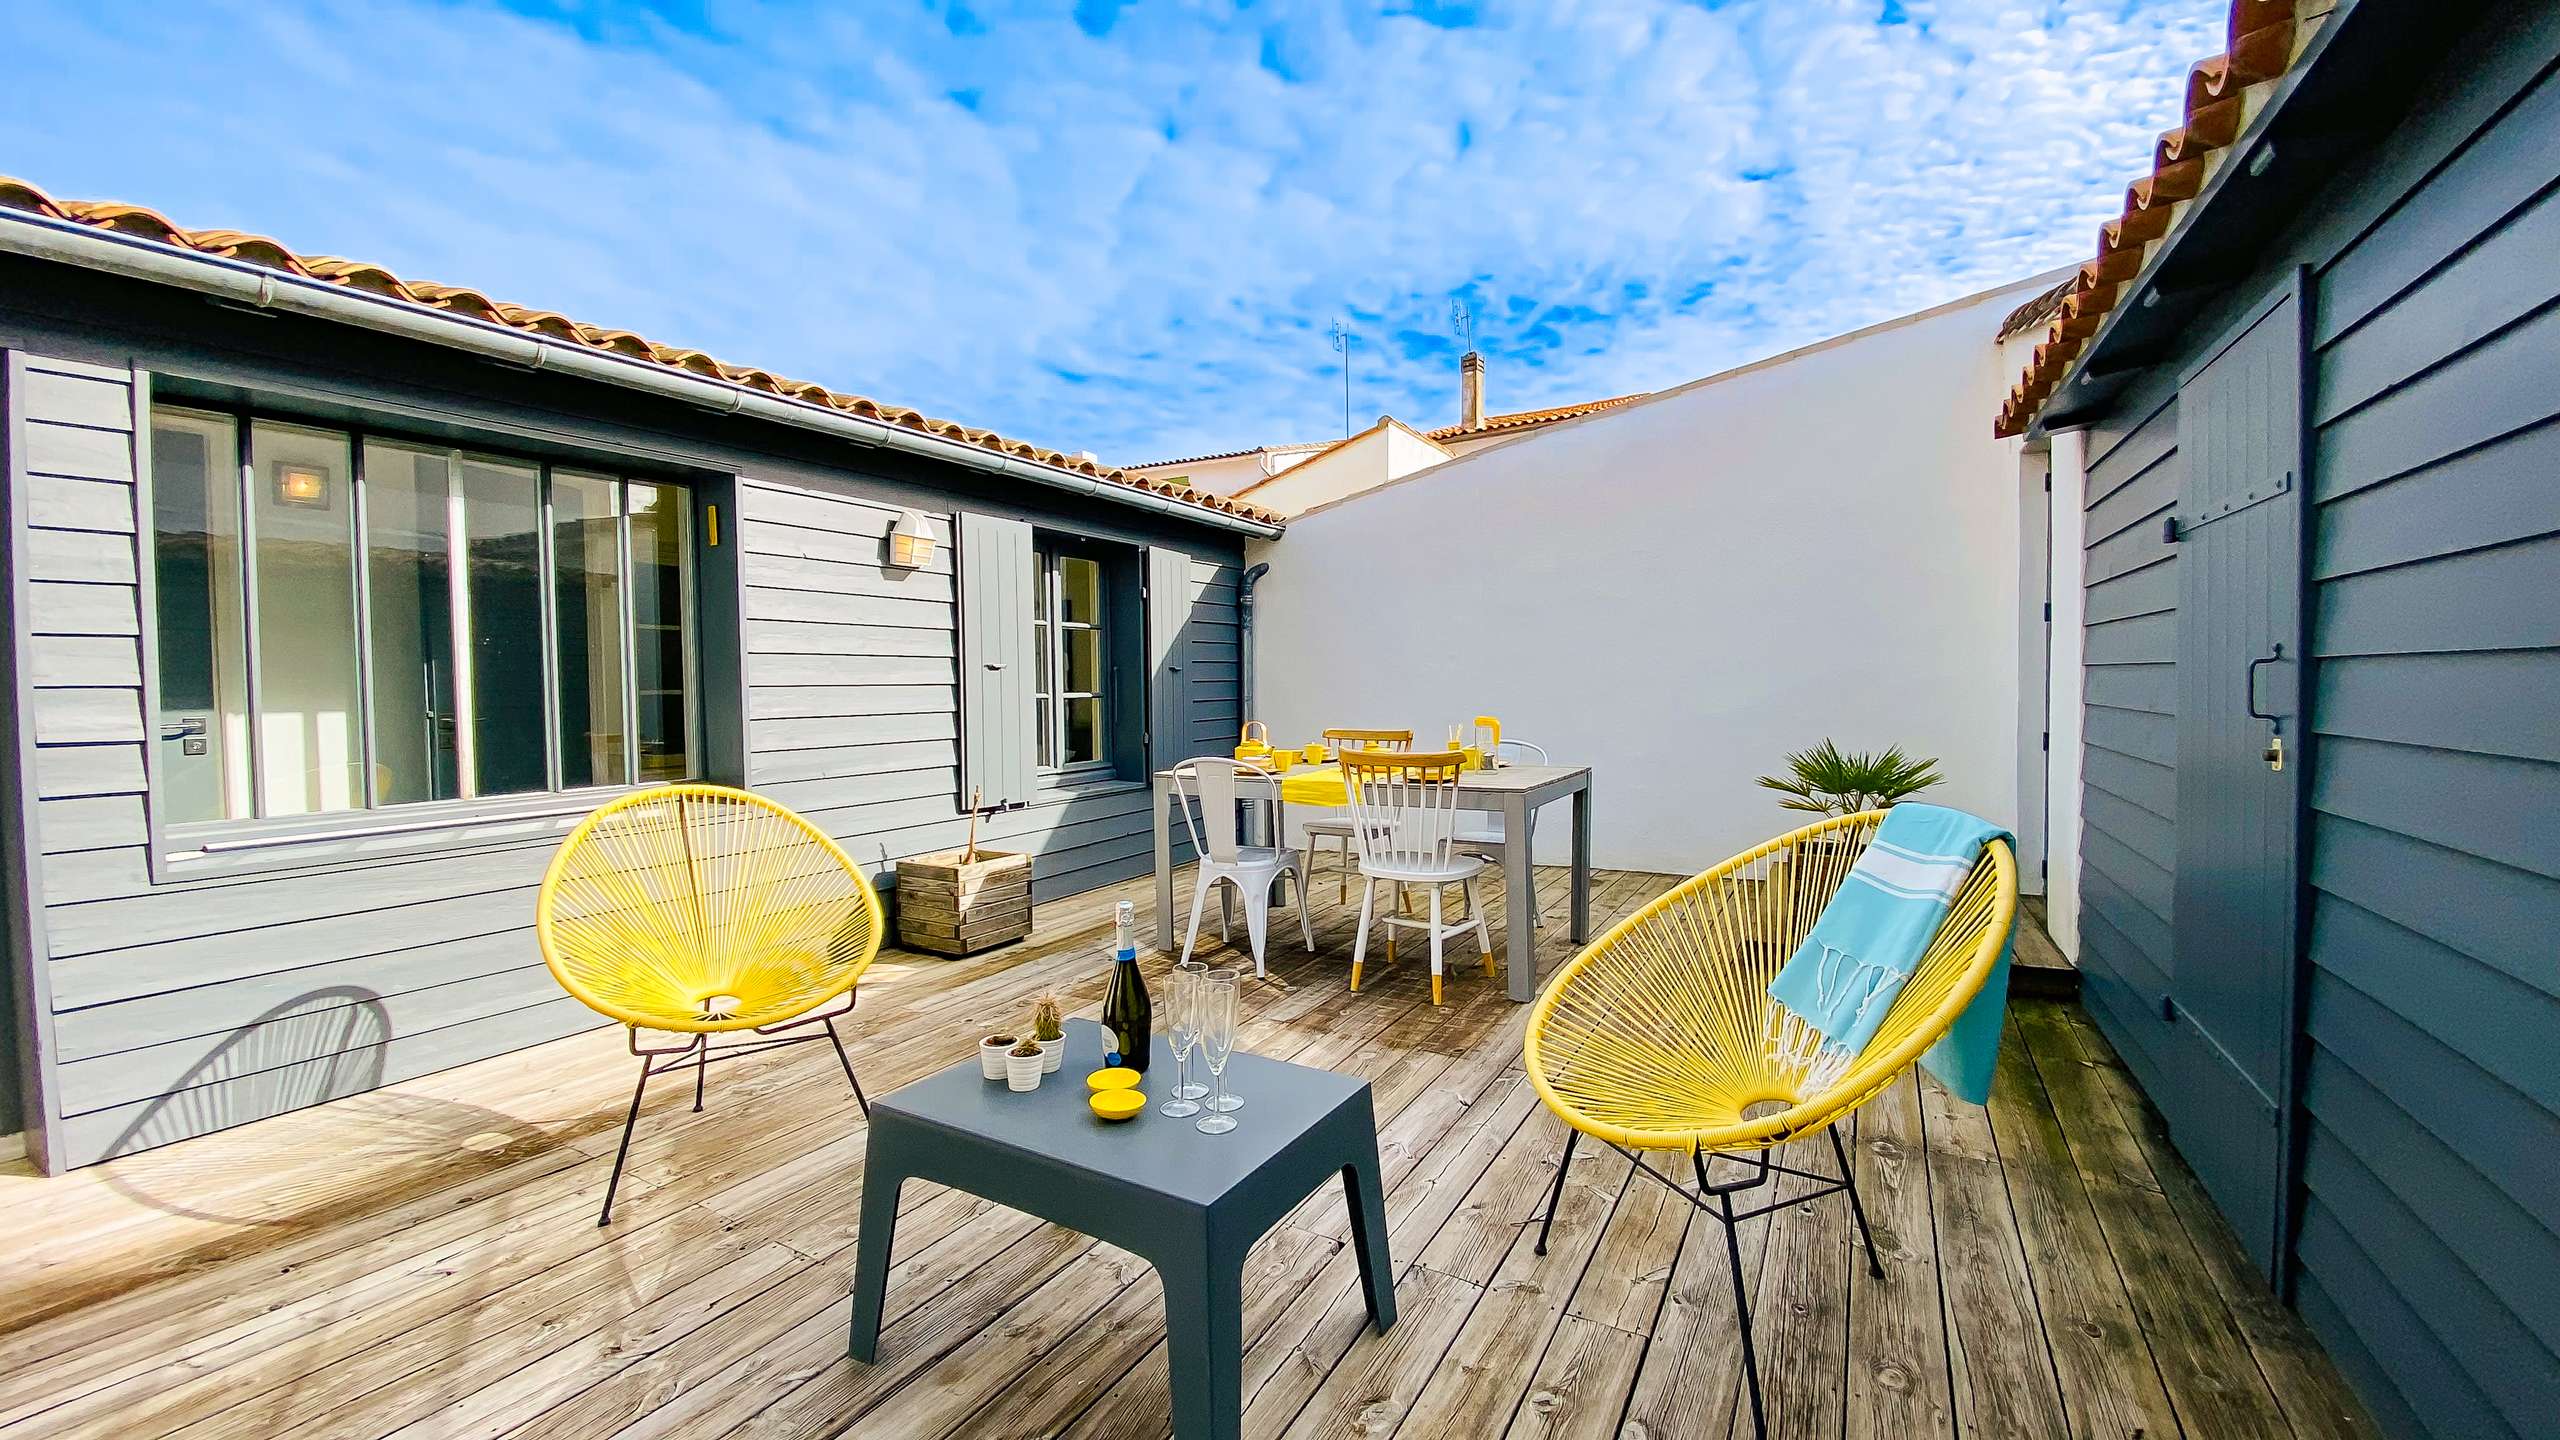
xmin=1994 ymin=0 xmax=2323 ymax=438
xmin=0 ymin=174 xmax=1281 ymax=527
xmin=1424 ymin=393 xmax=1644 ymax=442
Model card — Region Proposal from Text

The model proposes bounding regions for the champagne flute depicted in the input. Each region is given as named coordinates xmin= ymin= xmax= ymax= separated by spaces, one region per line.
xmin=1173 ymin=960 xmax=1210 ymax=1100
xmin=1203 ymin=968 xmax=1244 ymax=1112
xmin=1196 ymin=972 xmax=1239 ymax=1135
xmin=1161 ymin=965 xmax=1202 ymax=1118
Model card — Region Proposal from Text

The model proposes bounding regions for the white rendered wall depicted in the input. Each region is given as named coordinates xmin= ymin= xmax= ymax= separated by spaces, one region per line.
xmin=2043 ymin=427 xmax=2088 ymax=959
xmin=1248 ymin=275 xmax=2057 ymax=874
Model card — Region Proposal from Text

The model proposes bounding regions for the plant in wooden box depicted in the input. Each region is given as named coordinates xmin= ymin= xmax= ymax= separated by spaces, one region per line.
xmin=1753 ymin=740 xmax=1944 ymax=951
xmin=897 ymin=789 xmax=1034 ymax=957
xmin=1031 ymin=995 xmax=1066 ymax=1073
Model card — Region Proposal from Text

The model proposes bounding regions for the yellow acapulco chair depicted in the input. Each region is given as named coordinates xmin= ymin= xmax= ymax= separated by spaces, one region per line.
xmin=1523 ymin=810 xmax=2016 ymax=1439
xmin=538 ymin=784 xmax=886 ymax=1225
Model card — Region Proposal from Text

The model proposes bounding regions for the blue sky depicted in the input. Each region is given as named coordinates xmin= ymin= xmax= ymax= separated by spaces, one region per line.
xmin=3 ymin=1 xmax=2219 ymax=464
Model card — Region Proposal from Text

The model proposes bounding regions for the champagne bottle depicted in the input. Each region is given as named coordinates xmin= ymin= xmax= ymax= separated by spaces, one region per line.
xmin=1099 ymin=900 xmax=1152 ymax=1072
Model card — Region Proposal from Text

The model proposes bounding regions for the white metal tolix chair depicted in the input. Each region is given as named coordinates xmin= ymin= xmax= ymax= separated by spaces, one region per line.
xmin=1174 ymin=757 xmax=1315 ymax=979
xmin=1342 ymin=749 xmax=1492 ymax=1005
xmin=1456 ymin=737 xmax=1548 ymax=929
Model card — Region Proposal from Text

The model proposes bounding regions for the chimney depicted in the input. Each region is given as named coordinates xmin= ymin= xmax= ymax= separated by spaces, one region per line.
xmin=1459 ymin=350 xmax=1486 ymax=432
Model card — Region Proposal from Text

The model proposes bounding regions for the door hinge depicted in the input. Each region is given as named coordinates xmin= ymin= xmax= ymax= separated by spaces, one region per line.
xmin=2162 ymin=516 xmax=2182 ymax=543
xmin=2041 ymin=731 xmax=2050 ymax=751
xmin=2159 ymin=994 xmax=2177 ymax=1023
xmin=2042 ymin=601 xmax=2052 ymax=622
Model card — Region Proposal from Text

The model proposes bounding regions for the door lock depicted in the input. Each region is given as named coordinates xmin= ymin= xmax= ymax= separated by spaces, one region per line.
xmin=2264 ymin=735 xmax=2285 ymax=772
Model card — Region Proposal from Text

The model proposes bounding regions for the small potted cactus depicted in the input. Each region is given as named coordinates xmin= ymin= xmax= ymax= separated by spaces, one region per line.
xmin=1031 ymin=995 xmax=1066 ymax=1074
xmin=1005 ymin=1037 xmax=1046 ymax=1093
xmin=979 ymin=1030 xmax=1018 ymax=1081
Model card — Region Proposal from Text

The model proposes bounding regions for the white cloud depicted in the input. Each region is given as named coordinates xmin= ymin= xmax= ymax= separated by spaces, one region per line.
xmin=0 ymin=0 xmax=2221 ymax=462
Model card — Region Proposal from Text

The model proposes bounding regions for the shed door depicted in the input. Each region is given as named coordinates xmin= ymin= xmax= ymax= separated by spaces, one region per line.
xmin=2167 ymin=283 xmax=2308 ymax=1282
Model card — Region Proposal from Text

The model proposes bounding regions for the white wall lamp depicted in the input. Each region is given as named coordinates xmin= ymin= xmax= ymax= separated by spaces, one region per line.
xmin=886 ymin=509 xmax=937 ymax=569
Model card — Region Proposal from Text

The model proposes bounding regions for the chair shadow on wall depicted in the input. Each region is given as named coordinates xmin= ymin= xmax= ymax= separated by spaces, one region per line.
xmin=94 ymin=986 xmax=531 ymax=1231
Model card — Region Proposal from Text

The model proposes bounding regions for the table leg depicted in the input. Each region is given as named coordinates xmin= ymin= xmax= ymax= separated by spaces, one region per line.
xmin=1160 ymin=1234 xmax=1245 ymax=1440
xmin=1154 ymin=774 xmax=1177 ymax=956
xmin=1570 ymin=781 xmax=1593 ymax=943
xmin=846 ymin=1158 xmax=907 ymax=1363
xmin=1341 ymin=1158 xmax=1399 ymax=1334
xmin=1503 ymin=794 xmax=1536 ymax=1002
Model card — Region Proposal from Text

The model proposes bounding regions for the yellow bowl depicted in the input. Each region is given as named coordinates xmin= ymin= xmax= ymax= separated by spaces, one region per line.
xmin=1089 ymin=1088 xmax=1146 ymax=1122
xmin=1086 ymin=1067 xmax=1141 ymax=1093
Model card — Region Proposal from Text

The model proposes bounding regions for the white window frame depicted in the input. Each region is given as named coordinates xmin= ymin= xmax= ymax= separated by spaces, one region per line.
xmin=1031 ymin=542 xmax=1113 ymax=776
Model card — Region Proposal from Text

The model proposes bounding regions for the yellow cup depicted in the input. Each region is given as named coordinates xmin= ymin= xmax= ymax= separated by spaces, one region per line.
xmin=1303 ymin=743 xmax=1327 ymax=763
xmin=1272 ymin=751 xmax=1296 ymax=772
xmin=1462 ymin=745 xmax=1486 ymax=770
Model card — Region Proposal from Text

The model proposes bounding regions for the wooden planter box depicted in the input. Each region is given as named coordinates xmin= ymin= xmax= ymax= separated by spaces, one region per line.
xmin=896 ymin=849 xmax=1033 ymax=957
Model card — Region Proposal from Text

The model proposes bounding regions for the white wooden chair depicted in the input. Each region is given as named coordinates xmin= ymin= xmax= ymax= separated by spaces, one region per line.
xmin=1174 ymin=757 xmax=1315 ymax=979
xmin=1302 ymin=728 xmax=1412 ymax=901
xmin=1342 ymin=749 xmax=1492 ymax=1005
xmin=1457 ymin=738 xmax=1548 ymax=928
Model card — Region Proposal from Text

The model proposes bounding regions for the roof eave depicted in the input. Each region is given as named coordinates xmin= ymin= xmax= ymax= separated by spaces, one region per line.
xmin=0 ymin=207 xmax=1283 ymax=539
xmin=2022 ymin=0 xmax=2486 ymax=440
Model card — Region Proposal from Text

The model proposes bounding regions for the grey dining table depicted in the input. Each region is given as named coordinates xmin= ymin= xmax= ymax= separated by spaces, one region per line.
xmin=1150 ymin=761 xmax=1594 ymax=1001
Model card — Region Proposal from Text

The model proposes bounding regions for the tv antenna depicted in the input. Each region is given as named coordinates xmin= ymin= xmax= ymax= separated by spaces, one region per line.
xmin=1451 ymin=300 xmax=1475 ymax=353
xmin=1329 ymin=319 xmax=1354 ymax=438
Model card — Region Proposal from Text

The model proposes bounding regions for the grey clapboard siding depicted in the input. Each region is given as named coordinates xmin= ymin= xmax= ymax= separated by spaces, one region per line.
xmin=2287 ymin=32 xmax=2560 ymax=1432
xmin=739 ymin=477 xmax=1243 ymax=906
xmin=0 ymin=360 xmax=1244 ymax=1170
xmin=2077 ymin=389 xmax=2183 ymax=1096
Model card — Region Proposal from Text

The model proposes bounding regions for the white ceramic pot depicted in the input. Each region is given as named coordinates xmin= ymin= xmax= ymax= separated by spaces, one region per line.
xmin=980 ymin=1037 xmax=1016 ymax=1081
xmin=1005 ymin=1048 xmax=1044 ymax=1092
xmin=1036 ymin=1036 xmax=1064 ymax=1073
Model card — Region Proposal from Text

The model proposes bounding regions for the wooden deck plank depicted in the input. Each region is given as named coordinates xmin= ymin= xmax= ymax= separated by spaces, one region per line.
xmin=2051 ymin=1007 xmax=2381 ymax=1440
xmin=1982 ymin=1016 xmax=2181 ymax=1439
xmin=2015 ymin=1003 xmax=2294 ymax=1440
xmin=0 ymin=866 xmax=2366 ymax=1440
xmin=1846 ymin=1073 xmax=1959 ymax=1439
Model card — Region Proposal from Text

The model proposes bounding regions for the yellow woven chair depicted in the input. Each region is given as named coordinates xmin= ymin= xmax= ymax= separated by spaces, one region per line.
xmin=1523 ymin=810 xmax=2016 ymax=1439
xmin=538 ymin=784 xmax=886 ymax=1225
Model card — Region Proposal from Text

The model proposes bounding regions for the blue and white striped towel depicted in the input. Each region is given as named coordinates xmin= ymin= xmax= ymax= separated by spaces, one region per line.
xmin=1766 ymin=804 xmax=2013 ymax=1105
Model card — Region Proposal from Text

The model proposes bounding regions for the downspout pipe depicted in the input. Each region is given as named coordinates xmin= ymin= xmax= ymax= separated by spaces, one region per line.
xmin=1237 ymin=561 xmax=1271 ymax=721
xmin=0 ymin=211 xmax=1285 ymax=541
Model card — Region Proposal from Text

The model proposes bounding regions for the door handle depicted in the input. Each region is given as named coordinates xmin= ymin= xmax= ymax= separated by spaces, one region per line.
xmin=2246 ymin=643 xmax=2285 ymax=727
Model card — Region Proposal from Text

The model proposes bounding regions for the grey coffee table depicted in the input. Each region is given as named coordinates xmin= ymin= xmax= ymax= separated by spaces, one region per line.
xmin=847 ymin=1018 xmax=1396 ymax=1440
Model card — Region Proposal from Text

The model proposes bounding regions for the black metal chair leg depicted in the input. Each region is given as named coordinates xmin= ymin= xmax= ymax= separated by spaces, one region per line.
xmin=693 ymin=1037 xmax=709 ymax=1112
xmin=1715 ymin=1183 xmax=1768 ymax=1440
xmin=825 ymin=1018 xmax=870 ymax=1117
xmin=1533 ymin=1127 xmax=1580 ymax=1256
xmin=599 ymin=1055 xmax=653 ymax=1228
xmin=1830 ymin=1125 xmax=1886 ymax=1279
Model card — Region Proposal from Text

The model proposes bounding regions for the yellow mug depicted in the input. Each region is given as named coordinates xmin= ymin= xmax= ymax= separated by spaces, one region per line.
xmin=1303 ymin=743 xmax=1327 ymax=764
xmin=1461 ymin=745 xmax=1486 ymax=770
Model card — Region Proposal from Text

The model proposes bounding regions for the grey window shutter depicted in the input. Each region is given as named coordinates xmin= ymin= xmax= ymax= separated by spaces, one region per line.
xmin=957 ymin=512 xmax=1036 ymax=809
xmin=1146 ymin=545 xmax=1194 ymax=768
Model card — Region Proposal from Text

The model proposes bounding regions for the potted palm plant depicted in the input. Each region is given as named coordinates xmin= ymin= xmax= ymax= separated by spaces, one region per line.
xmin=1755 ymin=741 xmax=1944 ymax=943
xmin=1756 ymin=740 xmax=1942 ymax=815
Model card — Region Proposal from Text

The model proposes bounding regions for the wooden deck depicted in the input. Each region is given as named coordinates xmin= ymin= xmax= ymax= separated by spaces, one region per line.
xmin=0 ymin=859 xmax=2372 ymax=1440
